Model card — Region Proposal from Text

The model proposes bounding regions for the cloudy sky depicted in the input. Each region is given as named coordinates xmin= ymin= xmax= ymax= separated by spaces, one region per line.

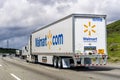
xmin=0 ymin=0 xmax=120 ymax=49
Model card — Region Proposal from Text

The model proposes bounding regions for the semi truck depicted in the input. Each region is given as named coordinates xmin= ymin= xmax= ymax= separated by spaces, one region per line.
xmin=26 ymin=14 xmax=108 ymax=68
xmin=15 ymin=50 xmax=21 ymax=57
xmin=21 ymin=46 xmax=28 ymax=59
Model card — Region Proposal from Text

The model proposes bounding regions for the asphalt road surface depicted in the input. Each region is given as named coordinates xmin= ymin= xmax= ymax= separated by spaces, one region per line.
xmin=0 ymin=56 xmax=120 ymax=80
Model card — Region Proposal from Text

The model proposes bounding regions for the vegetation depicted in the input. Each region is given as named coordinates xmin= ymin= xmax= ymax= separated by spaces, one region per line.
xmin=0 ymin=20 xmax=120 ymax=62
xmin=107 ymin=20 xmax=120 ymax=62
xmin=0 ymin=48 xmax=17 ymax=54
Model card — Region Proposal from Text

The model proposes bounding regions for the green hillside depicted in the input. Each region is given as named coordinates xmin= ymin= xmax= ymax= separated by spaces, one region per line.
xmin=107 ymin=20 xmax=120 ymax=62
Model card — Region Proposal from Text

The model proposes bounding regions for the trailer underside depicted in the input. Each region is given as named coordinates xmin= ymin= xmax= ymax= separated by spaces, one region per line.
xmin=26 ymin=53 xmax=108 ymax=69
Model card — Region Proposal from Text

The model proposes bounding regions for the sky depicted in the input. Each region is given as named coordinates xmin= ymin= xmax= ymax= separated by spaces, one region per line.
xmin=0 ymin=0 xmax=120 ymax=49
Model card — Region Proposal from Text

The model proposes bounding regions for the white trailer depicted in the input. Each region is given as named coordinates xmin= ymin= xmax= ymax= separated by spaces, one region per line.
xmin=15 ymin=50 xmax=21 ymax=57
xmin=21 ymin=46 xmax=28 ymax=59
xmin=26 ymin=14 xmax=107 ymax=68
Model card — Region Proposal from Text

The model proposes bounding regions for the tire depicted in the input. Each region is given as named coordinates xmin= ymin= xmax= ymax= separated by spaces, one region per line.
xmin=53 ymin=57 xmax=58 ymax=68
xmin=34 ymin=55 xmax=38 ymax=64
xmin=26 ymin=60 xmax=29 ymax=63
xmin=58 ymin=57 xmax=63 ymax=69
xmin=26 ymin=57 xmax=29 ymax=63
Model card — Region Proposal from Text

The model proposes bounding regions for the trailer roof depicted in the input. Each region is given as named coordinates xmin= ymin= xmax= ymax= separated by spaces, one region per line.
xmin=32 ymin=14 xmax=106 ymax=34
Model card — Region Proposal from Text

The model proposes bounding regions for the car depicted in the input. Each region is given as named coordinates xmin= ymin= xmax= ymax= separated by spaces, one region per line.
xmin=2 ymin=54 xmax=6 ymax=57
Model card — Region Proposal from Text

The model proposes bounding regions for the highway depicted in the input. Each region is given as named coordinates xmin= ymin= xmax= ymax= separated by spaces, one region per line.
xmin=0 ymin=56 xmax=120 ymax=80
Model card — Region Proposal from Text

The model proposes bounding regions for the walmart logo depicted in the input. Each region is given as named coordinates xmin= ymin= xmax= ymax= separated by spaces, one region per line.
xmin=35 ymin=30 xmax=63 ymax=49
xmin=84 ymin=22 xmax=96 ymax=36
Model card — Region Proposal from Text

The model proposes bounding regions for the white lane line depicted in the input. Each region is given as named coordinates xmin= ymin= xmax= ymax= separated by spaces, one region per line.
xmin=0 ymin=64 xmax=2 ymax=67
xmin=10 ymin=73 xmax=21 ymax=80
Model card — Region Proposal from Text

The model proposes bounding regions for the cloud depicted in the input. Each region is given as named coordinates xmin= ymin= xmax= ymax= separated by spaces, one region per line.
xmin=28 ymin=0 xmax=77 ymax=6
xmin=0 ymin=0 xmax=120 ymax=49
xmin=0 ymin=27 xmax=34 ymax=41
xmin=100 ymin=0 xmax=120 ymax=22
xmin=0 ymin=0 xmax=6 ymax=8
xmin=1 ymin=0 xmax=120 ymax=28
xmin=0 ymin=36 xmax=28 ymax=49
xmin=0 ymin=0 xmax=47 ymax=28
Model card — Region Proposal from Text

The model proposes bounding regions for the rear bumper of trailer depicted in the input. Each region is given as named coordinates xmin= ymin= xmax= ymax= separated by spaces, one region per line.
xmin=73 ymin=54 xmax=108 ymax=67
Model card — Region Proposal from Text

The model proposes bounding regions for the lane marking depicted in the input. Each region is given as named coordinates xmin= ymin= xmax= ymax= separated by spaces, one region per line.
xmin=0 ymin=64 xmax=2 ymax=67
xmin=10 ymin=73 xmax=21 ymax=80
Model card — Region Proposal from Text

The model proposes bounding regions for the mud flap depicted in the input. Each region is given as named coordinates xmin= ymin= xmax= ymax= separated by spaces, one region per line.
xmin=62 ymin=58 xmax=70 ymax=68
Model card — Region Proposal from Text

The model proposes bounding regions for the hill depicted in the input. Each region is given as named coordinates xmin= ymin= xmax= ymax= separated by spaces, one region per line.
xmin=107 ymin=20 xmax=120 ymax=62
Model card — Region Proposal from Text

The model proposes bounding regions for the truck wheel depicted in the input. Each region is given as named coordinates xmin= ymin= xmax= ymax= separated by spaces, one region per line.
xmin=26 ymin=60 xmax=29 ymax=63
xmin=58 ymin=57 xmax=63 ymax=69
xmin=53 ymin=57 xmax=58 ymax=68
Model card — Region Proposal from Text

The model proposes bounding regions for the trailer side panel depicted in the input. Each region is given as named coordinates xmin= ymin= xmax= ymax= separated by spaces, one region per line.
xmin=32 ymin=17 xmax=73 ymax=54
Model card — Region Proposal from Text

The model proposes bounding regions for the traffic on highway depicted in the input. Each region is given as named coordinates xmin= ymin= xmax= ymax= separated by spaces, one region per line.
xmin=0 ymin=0 xmax=120 ymax=80
xmin=0 ymin=55 xmax=120 ymax=80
